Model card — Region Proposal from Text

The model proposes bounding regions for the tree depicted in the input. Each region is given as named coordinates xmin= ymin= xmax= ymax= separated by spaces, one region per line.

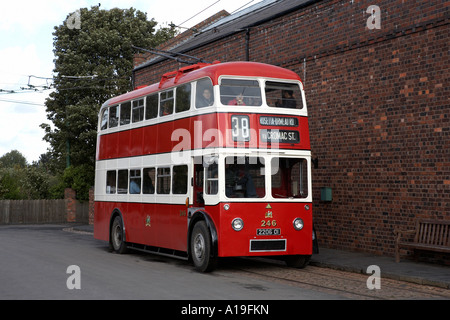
xmin=0 ymin=150 xmax=27 ymax=168
xmin=41 ymin=6 xmax=177 ymax=199
xmin=0 ymin=150 xmax=58 ymax=200
xmin=0 ymin=168 xmax=23 ymax=200
xmin=0 ymin=150 xmax=26 ymax=199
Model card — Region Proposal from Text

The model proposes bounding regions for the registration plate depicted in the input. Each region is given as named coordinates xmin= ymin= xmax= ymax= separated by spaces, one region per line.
xmin=257 ymin=228 xmax=281 ymax=236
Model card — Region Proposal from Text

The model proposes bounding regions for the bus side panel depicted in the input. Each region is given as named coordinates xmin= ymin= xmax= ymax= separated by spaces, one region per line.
xmin=169 ymin=204 xmax=189 ymax=252
xmin=94 ymin=201 xmax=111 ymax=242
xmin=97 ymin=133 xmax=118 ymax=160
xmin=118 ymin=129 xmax=131 ymax=158
xmin=130 ymin=126 xmax=144 ymax=156
xmin=125 ymin=202 xmax=145 ymax=245
xmin=152 ymin=203 xmax=189 ymax=252
xmin=143 ymin=126 xmax=158 ymax=155
xmin=94 ymin=201 xmax=189 ymax=252
xmin=120 ymin=202 xmax=187 ymax=251
xmin=215 ymin=202 xmax=313 ymax=257
xmin=93 ymin=201 xmax=144 ymax=244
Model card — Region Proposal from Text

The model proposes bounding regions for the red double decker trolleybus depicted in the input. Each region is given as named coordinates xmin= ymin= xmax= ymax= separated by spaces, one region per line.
xmin=94 ymin=61 xmax=313 ymax=272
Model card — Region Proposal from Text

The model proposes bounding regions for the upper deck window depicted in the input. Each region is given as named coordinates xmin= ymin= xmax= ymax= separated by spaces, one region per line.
xmin=109 ymin=105 xmax=119 ymax=128
xmin=220 ymin=79 xmax=262 ymax=106
xmin=196 ymin=78 xmax=214 ymax=108
xmin=175 ymin=83 xmax=191 ymax=113
xmin=120 ymin=101 xmax=131 ymax=125
xmin=132 ymin=99 xmax=144 ymax=123
xmin=145 ymin=94 xmax=158 ymax=120
xmin=100 ymin=108 xmax=108 ymax=130
xmin=265 ymin=81 xmax=303 ymax=109
xmin=160 ymin=90 xmax=174 ymax=117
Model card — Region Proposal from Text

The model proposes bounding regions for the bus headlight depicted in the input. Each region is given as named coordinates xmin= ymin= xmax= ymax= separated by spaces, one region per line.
xmin=232 ymin=218 xmax=244 ymax=231
xmin=293 ymin=218 xmax=304 ymax=231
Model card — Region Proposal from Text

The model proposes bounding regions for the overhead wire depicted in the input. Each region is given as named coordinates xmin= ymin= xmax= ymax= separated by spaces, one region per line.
xmin=0 ymin=98 xmax=45 ymax=106
xmin=1 ymin=1 xmax=262 ymax=101
xmin=177 ymin=0 xmax=221 ymax=27
xmin=171 ymin=0 xmax=258 ymax=32
xmin=0 ymin=74 xmax=130 ymax=95
xmin=230 ymin=0 xmax=256 ymax=14
xmin=0 ymin=73 xmax=131 ymax=108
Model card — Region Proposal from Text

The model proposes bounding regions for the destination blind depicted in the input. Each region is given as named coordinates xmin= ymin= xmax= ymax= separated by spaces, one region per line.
xmin=260 ymin=129 xmax=300 ymax=143
xmin=259 ymin=116 xmax=298 ymax=127
xmin=259 ymin=116 xmax=299 ymax=143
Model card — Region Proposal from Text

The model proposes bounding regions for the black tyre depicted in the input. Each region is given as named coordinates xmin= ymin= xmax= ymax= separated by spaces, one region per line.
xmin=110 ymin=216 xmax=128 ymax=254
xmin=285 ymin=255 xmax=311 ymax=268
xmin=190 ymin=221 xmax=217 ymax=272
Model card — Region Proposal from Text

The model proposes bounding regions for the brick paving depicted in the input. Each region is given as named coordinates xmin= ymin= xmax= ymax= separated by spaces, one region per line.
xmin=223 ymin=259 xmax=450 ymax=300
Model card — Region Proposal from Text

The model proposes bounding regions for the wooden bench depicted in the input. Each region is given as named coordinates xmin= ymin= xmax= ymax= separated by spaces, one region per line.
xmin=394 ymin=219 xmax=450 ymax=263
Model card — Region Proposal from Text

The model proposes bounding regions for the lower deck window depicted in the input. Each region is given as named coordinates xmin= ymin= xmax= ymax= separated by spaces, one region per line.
xmin=106 ymin=171 xmax=116 ymax=194
xmin=103 ymin=156 xmax=309 ymax=200
xmin=129 ymin=169 xmax=141 ymax=194
xmin=157 ymin=167 xmax=171 ymax=194
xmin=172 ymin=165 xmax=188 ymax=194
xmin=143 ymin=168 xmax=155 ymax=194
xmin=117 ymin=170 xmax=128 ymax=194
xmin=271 ymin=158 xmax=308 ymax=198
xmin=225 ymin=156 xmax=265 ymax=198
xmin=205 ymin=162 xmax=218 ymax=195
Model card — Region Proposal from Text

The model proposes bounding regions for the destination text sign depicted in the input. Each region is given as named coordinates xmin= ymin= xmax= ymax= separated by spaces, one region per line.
xmin=259 ymin=116 xmax=298 ymax=127
xmin=260 ymin=129 xmax=300 ymax=143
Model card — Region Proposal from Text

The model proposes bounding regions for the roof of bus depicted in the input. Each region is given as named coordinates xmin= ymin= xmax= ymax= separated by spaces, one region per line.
xmin=105 ymin=61 xmax=301 ymax=107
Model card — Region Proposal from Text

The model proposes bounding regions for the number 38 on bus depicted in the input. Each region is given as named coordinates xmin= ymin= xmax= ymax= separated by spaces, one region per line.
xmin=94 ymin=61 xmax=315 ymax=272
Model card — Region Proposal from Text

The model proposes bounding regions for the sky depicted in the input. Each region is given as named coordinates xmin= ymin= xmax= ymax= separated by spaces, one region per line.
xmin=0 ymin=0 xmax=262 ymax=164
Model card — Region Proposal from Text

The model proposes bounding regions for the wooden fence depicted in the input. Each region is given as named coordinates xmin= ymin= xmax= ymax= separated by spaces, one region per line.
xmin=0 ymin=199 xmax=89 ymax=225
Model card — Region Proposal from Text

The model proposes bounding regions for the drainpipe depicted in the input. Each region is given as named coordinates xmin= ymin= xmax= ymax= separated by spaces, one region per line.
xmin=245 ymin=28 xmax=250 ymax=61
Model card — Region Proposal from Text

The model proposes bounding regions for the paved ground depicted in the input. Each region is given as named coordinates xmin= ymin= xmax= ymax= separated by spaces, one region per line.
xmin=1 ymin=224 xmax=449 ymax=304
xmin=310 ymin=247 xmax=450 ymax=289
xmin=72 ymin=223 xmax=450 ymax=289
xmin=0 ymin=224 xmax=352 ymax=300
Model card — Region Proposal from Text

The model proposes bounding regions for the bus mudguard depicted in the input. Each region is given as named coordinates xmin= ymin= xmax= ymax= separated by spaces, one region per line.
xmin=109 ymin=208 xmax=126 ymax=243
xmin=187 ymin=209 xmax=218 ymax=259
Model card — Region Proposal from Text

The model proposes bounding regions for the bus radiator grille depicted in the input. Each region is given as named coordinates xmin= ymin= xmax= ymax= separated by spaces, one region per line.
xmin=250 ymin=239 xmax=286 ymax=252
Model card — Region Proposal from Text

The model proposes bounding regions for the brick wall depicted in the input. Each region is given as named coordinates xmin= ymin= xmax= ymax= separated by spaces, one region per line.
xmin=134 ymin=0 xmax=450 ymax=260
xmin=64 ymin=188 xmax=77 ymax=223
xmin=65 ymin=188 xmax=91 ymax=224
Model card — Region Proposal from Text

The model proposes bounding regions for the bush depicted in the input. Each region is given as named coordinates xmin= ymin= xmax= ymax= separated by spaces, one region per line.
xmin=61 ymin=165 xmax=95 ymax=201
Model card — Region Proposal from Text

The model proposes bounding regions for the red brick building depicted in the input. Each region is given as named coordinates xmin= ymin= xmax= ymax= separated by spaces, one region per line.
xmin=132 ymin=0 xmax=449 ymax=262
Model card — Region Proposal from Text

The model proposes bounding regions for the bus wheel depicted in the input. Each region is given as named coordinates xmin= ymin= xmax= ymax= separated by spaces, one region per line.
xmin=285 ymin=255 xmax=311 ymax=268
xmin=111 ymin=216 xmax=128 ymax=254
xmin=191 ymin=221 xmax=216 ymax=272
